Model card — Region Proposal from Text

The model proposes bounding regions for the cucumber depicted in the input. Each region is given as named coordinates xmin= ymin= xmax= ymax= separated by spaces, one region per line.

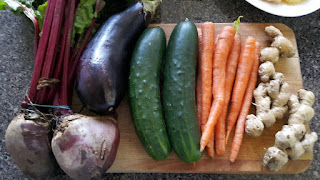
xmin=129 ymin=27 xmax=171 ymax=161
xmin=163 ymin=20 xmax=202 ymax=163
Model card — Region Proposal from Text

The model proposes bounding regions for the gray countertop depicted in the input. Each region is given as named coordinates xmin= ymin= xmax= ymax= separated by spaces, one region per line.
xmin=0 ymin=0 xmax=319 ymax=179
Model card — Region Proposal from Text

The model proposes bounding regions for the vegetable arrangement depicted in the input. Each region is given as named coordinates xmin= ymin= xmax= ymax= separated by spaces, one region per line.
xmin=3 ymin=0 xmax=161 ymax=179
xmin=215 ymin=23 xmax=241 ymax=155
xmin=195 ymin=17 xmax=261 ymax=160
xmin=2 ymin=0 xmax=317 ymax=175
xmin=194 ymin=22 xmax=317 ymax=169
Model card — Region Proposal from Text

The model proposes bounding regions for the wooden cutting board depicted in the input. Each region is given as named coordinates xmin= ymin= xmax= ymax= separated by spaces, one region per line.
xmin=72 ymin=23 xmax=312 ymax=174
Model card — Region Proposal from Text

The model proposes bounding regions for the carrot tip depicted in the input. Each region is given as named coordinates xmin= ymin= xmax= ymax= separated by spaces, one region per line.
xmin=200 ymin=145 xmax=205 ymax=152
xmin=216 ymin=150 xmax=226 ymax=155
xmin=225 ymin=131 xmax=230 ymax=144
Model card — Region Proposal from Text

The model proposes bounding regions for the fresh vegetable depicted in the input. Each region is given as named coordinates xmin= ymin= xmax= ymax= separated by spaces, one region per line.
xmin=258 ymin=61 xmax=276 ymax=82
xmin=208 ymin=133 xmax=215 ymax=157
xmin=247 ymin=26 xmax=295 ymax=137
xmin=246 ymin=27 xmax=293 ymax=137
xmin=163 ymin=20 xmax=202 ymax=163
xmin=196 ymin=28 xmax=215 ymax=158
xmin=245 ymin=71 xmax=290 ymax=137
xmin=229 ymin=42 xmax=260 ymax=162
xmin=5 ymin=113 xmax=57 ymax=179
xmin=198 ymin=22 xmax=215 ymax=135
xmin=200 ymin=26 xmax=236 ymax=151
xmin=263 ymin=90 xmax=317 ymax=171
xmin=51 ymin=115 xmax=120 ymax=179
xmin=225 ymin=36 xmax=256 ymax=143
xmin=196 ymin=28 xmax=203 ymax=125
xmin=128 ymin=27 xmax=171 ymax=161
xmin=265 ymin=25 xmax=295 ymax=58
xmin=5 ymin=0 xmax=123 ymax=179
xmin=198 ymin=22 xmax=215 ymax=157
xmin=260 ymin=47 xmax=280 ymax=63
xmin=76 ymin=0 xmax=162 ymax=115
xmin=215 ymin=17 xmax=242 ymax=155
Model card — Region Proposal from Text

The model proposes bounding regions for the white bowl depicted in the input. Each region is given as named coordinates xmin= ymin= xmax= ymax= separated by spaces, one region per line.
xmin=246 ymin=0 xmax=320 ymax=17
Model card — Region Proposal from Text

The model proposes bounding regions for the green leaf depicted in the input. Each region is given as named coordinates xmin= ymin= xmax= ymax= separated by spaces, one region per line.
xmin=34 ymin=1 xmax=47 ymax=30
xmin=2 ymin=0 xmax=22 ymax=11
xmin=72 ymin=0 xmax=106 ymax=45
xmin=0 ymin=1 xmax=8 ymax=10
xmin=233 ymin=16 xmax=243 ymax=33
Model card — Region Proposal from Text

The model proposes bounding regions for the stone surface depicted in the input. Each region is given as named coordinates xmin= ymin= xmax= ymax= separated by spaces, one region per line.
xmin=0 ymin=0 xmax=319 ymax=179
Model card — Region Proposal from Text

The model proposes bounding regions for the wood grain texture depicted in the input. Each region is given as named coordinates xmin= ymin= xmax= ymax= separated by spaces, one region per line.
xmin=71 ymin=23 xmax=311 ymax=174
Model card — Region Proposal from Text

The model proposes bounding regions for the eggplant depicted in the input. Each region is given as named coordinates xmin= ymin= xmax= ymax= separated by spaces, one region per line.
xmin=76 ymin=0 xmax=162 ymax=115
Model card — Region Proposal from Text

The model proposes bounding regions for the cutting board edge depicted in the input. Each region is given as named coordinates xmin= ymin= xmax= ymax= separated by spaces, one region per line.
xmin=107 ymin=159 xmax=312 ymax=174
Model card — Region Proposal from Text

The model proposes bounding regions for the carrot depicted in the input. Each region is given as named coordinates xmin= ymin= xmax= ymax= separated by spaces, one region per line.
xmin=225 ymin=36 xmax=256 ymax=143
xmin=199 ymin=22 xmax=215 ymax=131
xmin=207 ymin=131 xmax=214 ymax=157
xmin=200 ymin=26 xmax=236 ymax=151
xmin=198 ymin=22 xmax=215 ymax=157
xmin=206 ymin=34 xmax=221 ymax=158
xmin=215 ymin=33 xmax=242 ymax=155
xmin=215 ymin=16 xmax=243 ymax=155
xmin=196 ymin=28 xmax=203 ymax=125
xmin=230 ymin=42 xmax=260 ymax=162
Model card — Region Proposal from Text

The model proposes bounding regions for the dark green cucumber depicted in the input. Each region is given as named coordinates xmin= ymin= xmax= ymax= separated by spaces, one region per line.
xmin=163 ymin=20 xmax=202 ymax=163
xmin=129 ymin=27 xmax=171 ymax=161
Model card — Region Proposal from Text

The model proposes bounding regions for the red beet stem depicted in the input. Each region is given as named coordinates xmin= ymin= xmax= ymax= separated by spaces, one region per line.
xmin=27 ymin=0 xmax=56 ymax=102
xmin=12 ymin=0 xmax=40 ymax=57
xmin=47 ymin=0 xmax=72 ymax=101
xmin=53 ymin=0 xmax=76 ymax=112
xmin=36 ymin=0 xmax=66 ymax=105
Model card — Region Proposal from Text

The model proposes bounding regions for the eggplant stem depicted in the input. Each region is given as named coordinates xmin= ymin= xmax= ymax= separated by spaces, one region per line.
xmin=141 ymin=0 xmax=162 ymax=20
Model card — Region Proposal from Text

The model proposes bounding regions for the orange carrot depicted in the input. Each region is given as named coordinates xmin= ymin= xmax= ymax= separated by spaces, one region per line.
xmin=225 ymin=36 xmax=256 ymax=143
xmin=198 ymin=22 xmax=215 ymax=157
xmin=196 ymin=27 xmax=203 ymax=125
xmin=215 ymin=33 xmax=241 ymax=155
xmin=207 ymin=131 xmax=214 ymax=157
xmin=206 ymin=34 xmax=220 ymax=158
xmin=200 ymin=26 xmax=236 ymax=151
xmin=230 ymin=42 xmax=260 ymax=162
xmin=199 ymin=22 xmax=215 ymax=131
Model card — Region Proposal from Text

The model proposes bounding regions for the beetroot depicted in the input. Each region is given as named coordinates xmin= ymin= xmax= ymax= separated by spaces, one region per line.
xmin=5 ymin=0 xmax=122 ymax=179
xmin=51 ymin=114 xmax=120 ymax=179
xmin=5 ymin=113 xmax=57 ymax=179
